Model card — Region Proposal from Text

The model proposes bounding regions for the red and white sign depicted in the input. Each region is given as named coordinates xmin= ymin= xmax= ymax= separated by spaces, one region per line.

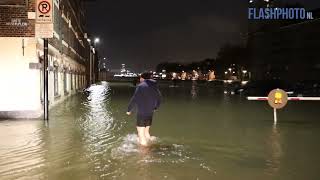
xmin=36 ymin=0 xmax=53 ymax=38
xmin=247 ymin=97 xmax=320 ymax=101
xmin=36 ymin=0 xmax=53 ymax=23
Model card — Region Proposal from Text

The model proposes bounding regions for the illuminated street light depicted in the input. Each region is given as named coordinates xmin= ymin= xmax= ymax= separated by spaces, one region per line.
xmin=242 ymin=70 xmax=247 ymax=74
xmin=94 ymin=38 xmax=100 ymax=43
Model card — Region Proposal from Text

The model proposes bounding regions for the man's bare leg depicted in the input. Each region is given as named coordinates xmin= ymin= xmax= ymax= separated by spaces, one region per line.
xmin=145 ymin=126 xmax=151 ymax=140
xmin=137 ymin=126 xmax=148 ymax=146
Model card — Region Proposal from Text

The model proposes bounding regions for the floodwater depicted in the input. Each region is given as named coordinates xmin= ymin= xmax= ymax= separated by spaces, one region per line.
xmin=1 ymin=81 xmax=320 ymax=180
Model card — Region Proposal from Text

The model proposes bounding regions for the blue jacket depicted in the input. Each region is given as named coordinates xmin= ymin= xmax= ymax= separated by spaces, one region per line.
xmin=127 ymin=79 xmax=161 ymax=116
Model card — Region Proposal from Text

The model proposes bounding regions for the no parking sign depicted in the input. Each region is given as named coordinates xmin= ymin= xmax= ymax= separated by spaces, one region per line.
xmin=36 ymin=0 xmax=53 ymax=38
xmin=36 ymin=0 xmax=53 ymax=23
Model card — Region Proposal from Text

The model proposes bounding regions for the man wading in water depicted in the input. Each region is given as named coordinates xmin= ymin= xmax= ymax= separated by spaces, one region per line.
xmin=126 ymin=72 xmax=161 ymax=146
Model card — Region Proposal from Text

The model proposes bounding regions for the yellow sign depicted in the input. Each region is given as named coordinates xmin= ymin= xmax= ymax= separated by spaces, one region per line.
xmin=274 ymin=92 xmax=282 ymax=104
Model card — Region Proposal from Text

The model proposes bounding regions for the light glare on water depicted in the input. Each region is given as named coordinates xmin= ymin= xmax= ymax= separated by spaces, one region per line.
xmin=0 ymin=81 xmax=320 ymax=180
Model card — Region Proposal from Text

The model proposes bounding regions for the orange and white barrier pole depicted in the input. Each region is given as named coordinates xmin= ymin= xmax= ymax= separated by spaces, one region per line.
xmin=248 ymin=97 xmax=320 ymax=101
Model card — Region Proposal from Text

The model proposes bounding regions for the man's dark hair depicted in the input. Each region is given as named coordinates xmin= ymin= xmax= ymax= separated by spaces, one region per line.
xmin=140 ymin=72 xmax=152 ymax=79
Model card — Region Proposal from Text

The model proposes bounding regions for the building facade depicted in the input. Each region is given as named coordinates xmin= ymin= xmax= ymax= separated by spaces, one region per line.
xmin=0 ymin=0 xmax=95 ymax=118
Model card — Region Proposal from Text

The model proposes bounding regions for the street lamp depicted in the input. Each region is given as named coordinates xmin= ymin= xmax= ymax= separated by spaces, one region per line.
xmin=94 ymin=38 xmax=100 ymax=51
xmin=94 ymin=38 xmax=100 ymax=44
xmin=242 ymin=70 xmax=247 ymax=81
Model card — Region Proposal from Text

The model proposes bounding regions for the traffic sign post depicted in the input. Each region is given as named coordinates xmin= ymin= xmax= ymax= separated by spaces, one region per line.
xmin=36 ymin=0 xmax=53 ymax=120
xmin=43 ymin=39 xmax=49 ymax=121
xmin=267 ymin=89 xmax=288 ymax=124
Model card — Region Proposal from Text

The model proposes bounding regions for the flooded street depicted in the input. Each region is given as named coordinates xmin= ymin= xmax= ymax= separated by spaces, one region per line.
xmin=1 ymin=81 xmax=320 ymax=180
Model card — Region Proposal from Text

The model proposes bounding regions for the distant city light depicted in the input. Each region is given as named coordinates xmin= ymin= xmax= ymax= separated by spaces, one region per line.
xmin=94 ymin=38 xmax=100 ymax=43
xmin=114 ymin=73 xmax=137 ymax=78
xmin=242 ymin=70 xmax=247 ymax=74
xmin=241 ymin=81 xmax=249 ymax=85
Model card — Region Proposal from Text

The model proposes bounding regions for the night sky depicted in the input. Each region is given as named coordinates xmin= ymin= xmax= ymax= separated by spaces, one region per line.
xmin=86 ymin=0 xmax=320 ymax=72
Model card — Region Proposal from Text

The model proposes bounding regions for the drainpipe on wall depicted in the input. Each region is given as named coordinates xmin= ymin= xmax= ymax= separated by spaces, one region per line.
xmin=89 ymin=46 xmax=92 ymax=85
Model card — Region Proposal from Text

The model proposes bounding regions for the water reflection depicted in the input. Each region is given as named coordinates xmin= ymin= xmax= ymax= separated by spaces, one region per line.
xmin=265 ymin=124 xmax=283 ymax=175
xmin=80 ymin=83 xmax=123 ymax=178
xmin=191 ymin=81 xmax=198 ymax=99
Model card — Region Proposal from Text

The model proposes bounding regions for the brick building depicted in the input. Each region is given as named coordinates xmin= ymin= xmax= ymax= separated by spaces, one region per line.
xmin=0 ymin=0 xmax=96 ymax=118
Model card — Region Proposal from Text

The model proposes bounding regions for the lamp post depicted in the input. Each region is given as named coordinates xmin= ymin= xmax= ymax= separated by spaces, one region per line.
xmin=93 ymin=38 xmax=100 ymax=83
xmin=88 ymin=37 xmax=100 ymax=85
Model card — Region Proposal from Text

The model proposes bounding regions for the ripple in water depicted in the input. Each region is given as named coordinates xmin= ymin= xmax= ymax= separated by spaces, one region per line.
xmin=111 ymin=134 xmax=209 ymax=165
xmin=0 ymin=121 xmax=46 ymax=180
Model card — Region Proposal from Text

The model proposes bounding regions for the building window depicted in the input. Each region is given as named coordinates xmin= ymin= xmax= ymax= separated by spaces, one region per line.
xmin=76 ymin=74 xmax=78 ymax=90
xmin=70 ymin=73 xmax=73 ymax=90
xmin=54 ymin=68 xmax=59 ymax=96
xmin=64 ymin=71 xmax=68 ymax=94
xmin=75 ymin=74 xmax=77 ymax=90
xmin=78 ymin=74 xmax=81 ymax=89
